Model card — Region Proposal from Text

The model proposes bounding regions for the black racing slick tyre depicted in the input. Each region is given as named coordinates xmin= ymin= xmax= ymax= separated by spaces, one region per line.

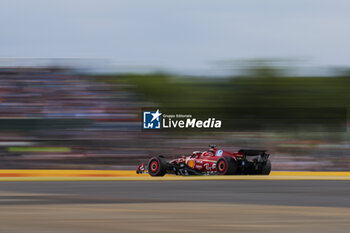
xmin=260 ymin=159 xmax=271 ymax=175
xmin=148 ymin=156 xmax=167 ymax=177
xmin=216 ymin=156 xmax=237 ymax=175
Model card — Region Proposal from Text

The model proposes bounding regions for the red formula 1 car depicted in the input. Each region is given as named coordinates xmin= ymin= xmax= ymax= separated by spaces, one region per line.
xmin=136 ymin=145 xmax=271 ymax=176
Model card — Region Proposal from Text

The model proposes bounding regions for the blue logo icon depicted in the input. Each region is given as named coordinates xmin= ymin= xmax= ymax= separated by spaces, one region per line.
xmin=216 ymin=150 xmax=223 ymax=156
xmin=143 ymin=109 xmax=162 ymax=129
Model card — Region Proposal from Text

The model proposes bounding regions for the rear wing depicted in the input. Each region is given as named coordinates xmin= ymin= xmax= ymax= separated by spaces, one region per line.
xmin=238 ymin=149 xmax=268 ymax=156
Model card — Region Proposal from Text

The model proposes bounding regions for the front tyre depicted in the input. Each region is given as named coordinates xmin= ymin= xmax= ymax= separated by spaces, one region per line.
xmin=216 ymin=156 xmax=237 ymax=175
xmin=148 ymin=156 xmax=167 ymax=176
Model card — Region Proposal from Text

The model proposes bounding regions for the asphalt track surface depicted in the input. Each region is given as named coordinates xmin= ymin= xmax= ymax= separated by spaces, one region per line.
xmin=0 ymin=180 xmax=349 ymax=208
xmin=1 ymin=180 xmax=350 ymax=233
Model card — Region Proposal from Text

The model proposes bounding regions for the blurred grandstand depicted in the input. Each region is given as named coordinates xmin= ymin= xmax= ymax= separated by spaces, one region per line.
xmin=0 ymin=66 xmax=147 ymax=169
xmin=0 ymin=63 xmax=349 ymax=170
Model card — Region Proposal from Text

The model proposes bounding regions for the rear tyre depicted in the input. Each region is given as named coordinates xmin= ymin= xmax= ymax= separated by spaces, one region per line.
xmin=259 ymin=159 xmax=271 ymax=175
xmin=148 ymin=156 xmax=167 ymax=176
xmin=216 ymin=156 xmax=237 ymax=175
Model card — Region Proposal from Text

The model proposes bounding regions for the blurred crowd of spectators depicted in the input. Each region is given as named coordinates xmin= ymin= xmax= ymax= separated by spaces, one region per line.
xmin=0 ymin=67 xmax=148 ymax=169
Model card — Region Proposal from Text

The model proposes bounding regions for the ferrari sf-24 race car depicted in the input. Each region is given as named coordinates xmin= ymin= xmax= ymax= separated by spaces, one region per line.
xmin=137 ymin=145 xmax=271 ymax=176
